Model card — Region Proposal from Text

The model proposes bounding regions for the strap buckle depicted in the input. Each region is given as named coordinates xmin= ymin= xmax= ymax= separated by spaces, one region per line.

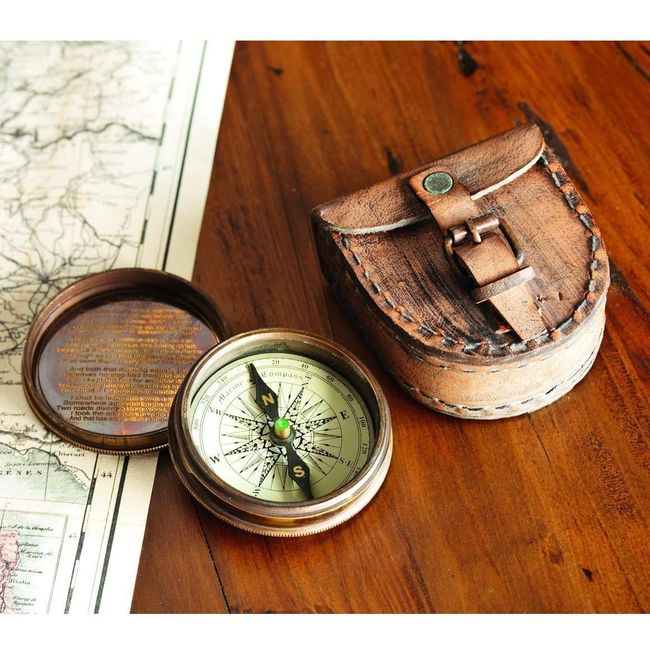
xmin=443 ymin=215 xmax=524 ymax=282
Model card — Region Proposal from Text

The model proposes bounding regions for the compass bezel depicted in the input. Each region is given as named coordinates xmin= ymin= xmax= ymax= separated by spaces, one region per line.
xmin=168 ymin=328 xmax=392 ymax=536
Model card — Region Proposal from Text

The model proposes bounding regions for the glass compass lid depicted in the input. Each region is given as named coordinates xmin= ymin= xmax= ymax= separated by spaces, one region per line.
xmin=22 ymin=268 xmax=230 ymax=454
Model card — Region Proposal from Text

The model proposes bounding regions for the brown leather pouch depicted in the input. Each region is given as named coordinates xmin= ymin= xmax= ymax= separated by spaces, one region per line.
xmin=312 ymin=124 xmax=610 ymax=419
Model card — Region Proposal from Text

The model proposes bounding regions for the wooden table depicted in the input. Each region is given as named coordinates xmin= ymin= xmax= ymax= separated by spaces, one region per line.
xmin=131 ymin=41 xmax=650 ymax=613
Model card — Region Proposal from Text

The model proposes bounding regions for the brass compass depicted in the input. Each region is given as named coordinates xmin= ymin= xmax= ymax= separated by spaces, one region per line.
xmin=168 ymin=329 xmax=392 ymax=536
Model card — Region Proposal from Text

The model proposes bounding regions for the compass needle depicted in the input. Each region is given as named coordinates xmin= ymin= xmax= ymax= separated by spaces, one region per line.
xmin=248 ymin=363 xmax=280 ymax=421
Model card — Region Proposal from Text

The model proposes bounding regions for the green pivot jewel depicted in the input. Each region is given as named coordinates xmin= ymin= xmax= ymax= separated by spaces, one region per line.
xmin=273 ymin=417 xmax=291 ymax=439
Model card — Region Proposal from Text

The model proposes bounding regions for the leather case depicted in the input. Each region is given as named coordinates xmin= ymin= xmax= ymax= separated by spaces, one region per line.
xmin=312 ymin=124 xmax=610 ymax=419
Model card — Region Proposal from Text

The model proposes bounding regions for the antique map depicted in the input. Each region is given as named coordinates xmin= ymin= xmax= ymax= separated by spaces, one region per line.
xmin=0 ymin=41 xmax=228 ymax=613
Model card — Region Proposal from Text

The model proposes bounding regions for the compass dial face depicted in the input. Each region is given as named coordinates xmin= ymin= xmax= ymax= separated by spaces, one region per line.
xmin=188 ymin=352 xmax=375 ymax=503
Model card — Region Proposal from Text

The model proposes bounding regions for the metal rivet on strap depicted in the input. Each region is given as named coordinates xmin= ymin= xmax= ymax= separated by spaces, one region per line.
xmin=423 ymin=172 xmax=453 ymax=195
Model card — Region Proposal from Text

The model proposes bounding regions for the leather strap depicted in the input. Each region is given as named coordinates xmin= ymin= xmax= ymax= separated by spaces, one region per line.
xmin=472 ymin=266 xmax=535 ymax=304
xmin=409 ymin=167 xmax=547 ymax=340
xmin=316 ymin=124 xmax=545 ymax=235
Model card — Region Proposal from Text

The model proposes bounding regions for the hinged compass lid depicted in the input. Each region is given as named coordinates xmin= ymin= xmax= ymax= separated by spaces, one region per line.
xmin=22 ymin=268 xmax=230 ymax=454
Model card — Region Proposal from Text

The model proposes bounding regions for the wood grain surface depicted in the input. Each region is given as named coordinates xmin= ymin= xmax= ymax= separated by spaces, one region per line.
xmin=131 ymin=41 xmax=650 ymax=613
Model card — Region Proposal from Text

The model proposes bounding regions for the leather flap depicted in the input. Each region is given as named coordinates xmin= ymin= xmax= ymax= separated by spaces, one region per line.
xmin=314 ymin=124 xmax=544 ymax=234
